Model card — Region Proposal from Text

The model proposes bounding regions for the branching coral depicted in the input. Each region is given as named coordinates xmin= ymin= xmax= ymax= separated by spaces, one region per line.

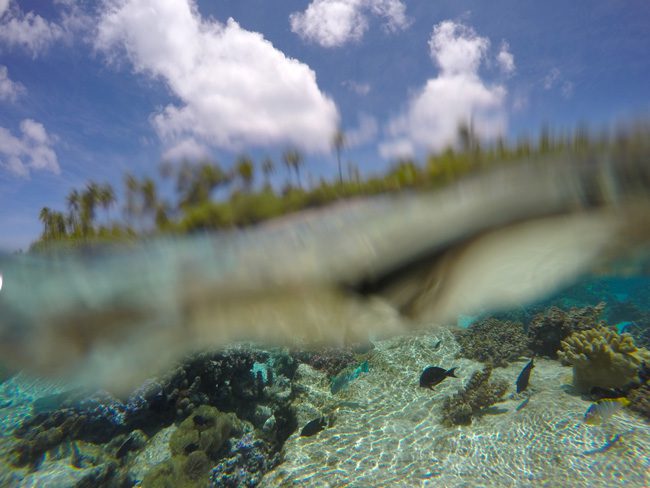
xmin=527 ymin=302 xmax=605 ymax=358
xmin=558 ymin=326 xmax=650 ymax=392
xmin=454 ymin=318 xmax=528 ymax=367
xmin=440 ymin=366 xmax=509 ymax=426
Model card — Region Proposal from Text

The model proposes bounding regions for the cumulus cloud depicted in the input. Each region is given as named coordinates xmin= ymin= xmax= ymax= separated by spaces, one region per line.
xmin=0 ymin=119 xmax=60 ymax=177
xmin=380 ymin=21 xmax=509 ymax=158
xmin=497 ymin=41 xmax=515 ymax=75
xmin=290 ymin=0 xmax=408 ymax=48
xmin=162 ymin=137 xmax=210 ymax=162
xmin=0 ymin=65 xmax=24 ymax=101
xmin=96 ymin=0 xmax=339 ymax=154
xmin=0 ymin=1 xmax=67 ymax=57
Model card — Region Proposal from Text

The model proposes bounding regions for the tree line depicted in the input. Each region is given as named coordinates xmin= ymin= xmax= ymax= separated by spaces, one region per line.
xmin=33 ymin=123 xmax=646 ymax=249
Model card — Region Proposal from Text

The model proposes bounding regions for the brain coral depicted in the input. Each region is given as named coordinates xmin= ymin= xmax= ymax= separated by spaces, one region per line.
xmin=558 ymin=326 xmax=650 ymax=392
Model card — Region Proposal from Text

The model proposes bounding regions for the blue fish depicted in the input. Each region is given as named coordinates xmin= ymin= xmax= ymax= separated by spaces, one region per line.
xmin=331 ymin=360 xmax=369 ymax=394
xmin=516 ymin=358 xmax=534 ymax=393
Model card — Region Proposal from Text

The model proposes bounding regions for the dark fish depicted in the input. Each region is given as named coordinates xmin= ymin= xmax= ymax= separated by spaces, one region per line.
xmin=300 ymin=416 xmax=327 ymax=437
xmin=515 ymin=396 xmax=530 ymax=411
xmin=432 ymin=340 xmax=441 ymax=349
xmin=419 ymin=366 xmax=457 ymax=389
xmin=590 ymin=386 xmax=627 ymax=401
xmin=516 ymin=358 xmax=534 ymax=393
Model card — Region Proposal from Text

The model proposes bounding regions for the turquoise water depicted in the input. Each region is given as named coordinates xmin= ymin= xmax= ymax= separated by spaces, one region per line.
xmin=1 ymin=270 xmax=648 ymax=487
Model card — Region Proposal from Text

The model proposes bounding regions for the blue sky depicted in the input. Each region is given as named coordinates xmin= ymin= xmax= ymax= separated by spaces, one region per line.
xmin=0 ymin=0 xmax=649 ymax=250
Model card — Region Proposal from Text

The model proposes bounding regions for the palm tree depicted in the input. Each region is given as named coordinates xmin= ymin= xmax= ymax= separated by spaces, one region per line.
xmin=332 ymin=129 xmax=346 ymax=184
xmin=80 ymin=182 xmax=101 ymax=236
xmin=235 ymin=155 xmax=254 ymax=192
xmin=124 ymin=174 xmax=140 ymax=227
xmin=178 ymin=161 xmax=228 ymax=207
xmin=39 ymin=207 xmax=52 ymax=239
xmin=261 ymin=157 xmax=275 ymax=188
xmin=98 ymin=184 xmax=115 ymax=223
xmin=66 ymin=189 xmax=80 ymax=234
xmin=283 ymin=148 xmax=303 ymax=188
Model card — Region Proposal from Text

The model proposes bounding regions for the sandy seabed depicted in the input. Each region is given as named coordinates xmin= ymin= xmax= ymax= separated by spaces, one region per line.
xmin=263 ymin=329 xmax=650 ymax=488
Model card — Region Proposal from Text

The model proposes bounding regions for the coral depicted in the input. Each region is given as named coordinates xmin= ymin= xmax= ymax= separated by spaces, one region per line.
xmin=454 ymin=318 xmax=529 ymax=367
xmin=169 ymin=405 xmax=232 ymax=459
xmin=627 ymin=383 xmax=650 ymax=422
xmin=143 ymin=406 xmax=234 ymax=488
xmin=558 ymin=326 xmax=650 ymax=392
xmin=210 ymin=432 xmax=280 ymax=487
xmin=527 ymin=302 xmax=605 ymax=358
xmin=440 ymin=366 xmax=509 ymax=426
xmin=292 ymin=347 xmax=356 ymax=377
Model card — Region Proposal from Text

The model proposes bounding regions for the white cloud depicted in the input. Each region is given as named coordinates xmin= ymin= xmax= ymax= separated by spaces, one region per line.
xmin=0 ymin=2 xmax=67 ymax=57
xmin=0 ymin=65 xmax=24 ymax=101
xmin=290 ymin=0 xmax=408 ymax=48
xmin=0 ymin=0 xmax=9 ymax=18
xmin=342 ymin=80 xmax=371 ymax=96
xmin=0 ymin=119 xmax=60 ymax=177
xmin=497 ymin=41 xmax=515 ymax=75
xmin=96 ymin=0 xmax=339 ymax=154
xmin=380 ymin=20 xmax=509 ymax=158
xmin=162 ymin=137 xmax=210 ymax=162
xmin=346 ymin=113 xmax=378 ymax=147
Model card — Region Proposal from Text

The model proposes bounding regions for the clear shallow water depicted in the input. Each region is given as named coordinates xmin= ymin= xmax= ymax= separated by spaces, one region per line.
xmin=267 ymin=330 xmax=650 ymax=487
xmin=0 ymin=274 xmax=648 ymax=487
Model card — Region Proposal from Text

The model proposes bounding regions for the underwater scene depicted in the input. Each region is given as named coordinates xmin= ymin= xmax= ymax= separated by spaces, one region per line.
xmin=1 ymin=260 xmax=650 ymax=487
xmin=2 ymin=1 xmax=650 ymax=487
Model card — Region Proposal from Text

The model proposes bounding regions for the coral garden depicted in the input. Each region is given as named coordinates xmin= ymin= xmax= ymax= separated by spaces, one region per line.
xmin=1 ymin=347 xmax=298 ymax=487
xmin=1 ymin=295 xmax=649 ymax=486
xmin=454 ymin=318 xmax=529 ymax=367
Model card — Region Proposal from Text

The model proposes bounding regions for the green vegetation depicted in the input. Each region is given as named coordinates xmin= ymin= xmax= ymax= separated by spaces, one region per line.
xmin=32 ymin=123 xmax=649 ymax=250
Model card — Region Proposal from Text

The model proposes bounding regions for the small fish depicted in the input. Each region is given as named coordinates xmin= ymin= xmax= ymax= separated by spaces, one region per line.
xmin=515 ymin=396 xmax=530 ymax=411
xmin=584 ymin=398 xmax=630 ymax=425
xmin=330 ymin=360 xmax=369 ymax=394
xmin=432 ymin=340 xmax=441 ymax=349
xmin=419 ymin=366 xmax=457 ymax=389
xmin=516 ymin=357 xmax=534 ymax=393
xmin=589 ymin=386 xmax=627 ymax=401
xmin=300 ymin=416 xmax=328 ymax=437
